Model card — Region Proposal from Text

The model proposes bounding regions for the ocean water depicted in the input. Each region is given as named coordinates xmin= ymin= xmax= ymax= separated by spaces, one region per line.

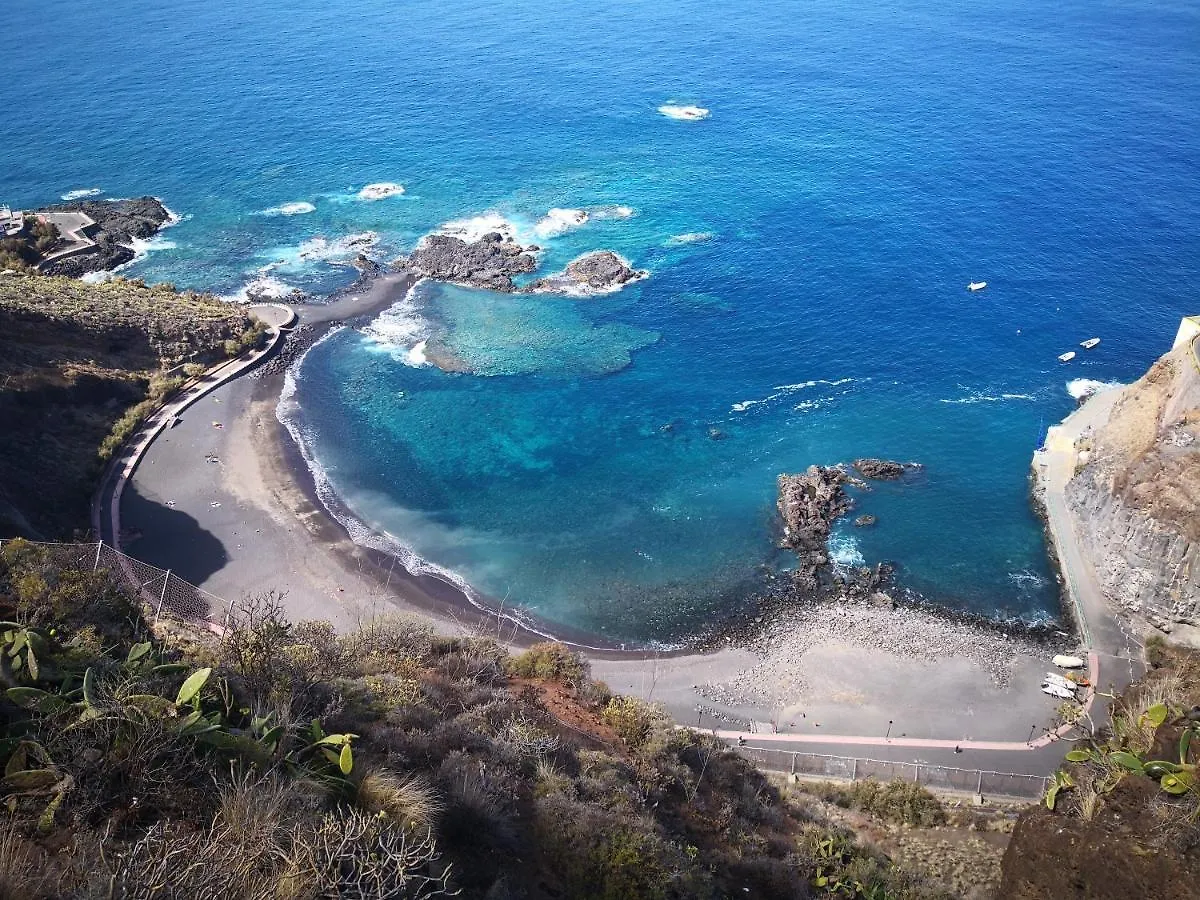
xmin=6 ymin=0 xmax=1199 ymax=641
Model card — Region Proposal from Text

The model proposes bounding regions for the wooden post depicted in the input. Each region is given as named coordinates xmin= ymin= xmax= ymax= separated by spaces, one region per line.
xmin=851 ymin=758 xmax=858 ymax=781
xmin=93 ymin=541 xmax=104 ymax=573
xmin=790 ymin=753 xmax=796 ymax=776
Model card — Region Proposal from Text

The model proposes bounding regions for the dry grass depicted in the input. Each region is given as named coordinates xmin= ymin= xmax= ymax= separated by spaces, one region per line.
xmin=355 ymin=769 xmax=444 ymax=831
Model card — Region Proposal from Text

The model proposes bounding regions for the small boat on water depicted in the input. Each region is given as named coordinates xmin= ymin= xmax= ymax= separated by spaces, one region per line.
xmin=1058 ymin=351 xmax=1076 ymax=363
xmin=968 ymin=281 xmax=987 ymax=292
xmin=1080 ymin=338 xmax=1100 ymax=350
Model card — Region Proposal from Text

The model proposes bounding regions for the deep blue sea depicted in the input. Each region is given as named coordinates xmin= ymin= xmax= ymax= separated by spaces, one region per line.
xmin=5 ymin=0 xmax=1198 ymax=641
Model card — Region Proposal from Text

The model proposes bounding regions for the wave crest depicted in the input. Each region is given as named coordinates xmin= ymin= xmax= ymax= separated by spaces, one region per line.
xmin=658 ymin=104 xmax=710 ymax=121
xmin=60 ymin=188 xmax=102 ymax=201
xmin=1066 ymin=378 xmax=1124 ymax=400
xmin=357 ymin=182 xmax=405 ymax=200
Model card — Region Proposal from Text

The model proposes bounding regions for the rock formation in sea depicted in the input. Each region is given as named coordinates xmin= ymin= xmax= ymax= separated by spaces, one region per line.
xmin=525 ymin=251 xmax=647 ymax=294
xmin=852 ymin=458 xmax=919 ymax=480
xmin=1060 ymin=335 xmax=1199 ymax=636
xmin=777 ymin=465 xmax=853 ymax=590
xmin=37 ymin=197 xmax=172 ymax=277
xmin=403 ymin=234 xmax=646 ymax=296
xmin=406 ymin=231 xmax=538 ymax=292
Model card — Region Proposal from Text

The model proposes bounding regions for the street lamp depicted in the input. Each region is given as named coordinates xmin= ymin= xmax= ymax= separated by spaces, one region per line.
xmin=885 ymin=720 xmax=893 ymax=742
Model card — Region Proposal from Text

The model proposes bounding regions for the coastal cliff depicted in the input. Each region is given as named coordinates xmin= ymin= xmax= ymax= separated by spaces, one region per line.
xmin=1063 ymin=339 xmax=1199 ymax=634
xmin=0 ymin=274 xmax=258 ymax=538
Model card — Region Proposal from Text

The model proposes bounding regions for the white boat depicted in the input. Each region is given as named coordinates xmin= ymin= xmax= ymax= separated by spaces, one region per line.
xmin=1053 ymin=654 xmax=1085 ymax=669
xmin=1080 ymin=338 xmax=1100 ymax=350
xmin=1044 ymin=673 xmax=1075 ymax=689
xmin=968 ymin=281 xmax=987 ymax=291
xmin=1041 ymin=682 xmax=1076 ymax=700
xmin=1058 ymin=351 xmax=1076 ymax=363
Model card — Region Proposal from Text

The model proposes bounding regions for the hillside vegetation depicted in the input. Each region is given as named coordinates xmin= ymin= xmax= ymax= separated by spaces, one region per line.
xmin=999 ymin=640 xmax=1200 ymax=898
xmin=0 ymin=274 xmax=260 ymax=539
xmin=0 ymin=540 xmax=964 ymax=899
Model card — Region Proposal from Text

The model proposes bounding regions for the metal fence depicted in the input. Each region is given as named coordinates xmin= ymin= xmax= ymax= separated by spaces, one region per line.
xmin=0 ymin=539 xmax=233 ymax=634
xmin=734 ymin=746 xmax=1050 ymax=800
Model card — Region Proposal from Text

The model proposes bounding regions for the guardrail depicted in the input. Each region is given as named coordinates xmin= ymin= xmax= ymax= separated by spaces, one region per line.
xmin=733 ymin=745 xmax=1050 ymax=800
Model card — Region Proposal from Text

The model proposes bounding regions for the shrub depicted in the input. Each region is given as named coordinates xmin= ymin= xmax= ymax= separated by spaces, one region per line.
xmin=355 ymin=769 xmax=443 ymax=831
xmin=506 ymin=641 xmax=588 ymax=684
xmin=824 ymin=778 xmax=947 ymax=827
xmin=600 ymin=696 xmax=670 ymax=750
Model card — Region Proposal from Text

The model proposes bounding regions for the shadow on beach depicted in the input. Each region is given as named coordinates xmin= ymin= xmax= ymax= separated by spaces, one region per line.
xmin=119 ymin=484 xmax=228 ymax=586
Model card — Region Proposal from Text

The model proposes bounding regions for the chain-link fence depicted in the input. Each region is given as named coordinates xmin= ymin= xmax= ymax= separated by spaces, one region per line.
xmin=0 ymin=539 xmax=232 ymax=634
xmin=734 ymin=745 xmax=1050 ymax=800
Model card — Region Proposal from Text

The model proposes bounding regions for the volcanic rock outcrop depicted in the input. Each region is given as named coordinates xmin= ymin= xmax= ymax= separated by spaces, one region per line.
xmin=852 ymin=458 xmax=917 ymax=480
xmin=406 ymin=232 xmax=538 ymax=292
xmin=526 ymin=251 xmax=647 ymax=294
xmin=38 ymin=197 xmax=172 ymax=277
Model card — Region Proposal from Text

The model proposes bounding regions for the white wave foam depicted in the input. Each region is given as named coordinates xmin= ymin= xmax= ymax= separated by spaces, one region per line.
xmin=221 ymin=274 xmax=297 ymax=304
xmin=437 ymin=212 xmax=518 ymax=244
xmin=1066 ymin=378 xmax=1124 ymax=400
xmin=731 ymin=378 xmax=855 ymax=413
xmin=590 ymin=204 xmax=635 ymax=220
xmin=259 ymin=201 xmax=316 ymax=216
xmin=60 ymin=188 xmax=102 ymax=201
xmin=259 ymin=231 xmax=379 ymax=275
xmin=938 ymin=390 xmax=1036 ymax=405
xmin=360 ymin=279 xmax=435 ymax=367
xmin=659 ymin=104 xmax=710 ymax=121
xmin=534 ymin=208 xmax=589 ymax=239
xmin=357 ymin=182 xmax=405 ymax=201
xmin=829 ymin=533 xmax=865 ymax=568
xmin=1008 ymin=569 xmax=1048 ymax=588
xmin=666 ymin=231 xmax=714 ymax=246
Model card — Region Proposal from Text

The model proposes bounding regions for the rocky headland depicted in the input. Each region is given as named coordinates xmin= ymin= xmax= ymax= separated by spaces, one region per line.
xmin=37 ymin=197 xmax=173 ymax=277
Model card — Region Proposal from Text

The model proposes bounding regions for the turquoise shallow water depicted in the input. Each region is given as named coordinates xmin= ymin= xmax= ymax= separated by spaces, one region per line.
xmin=6 ymin=0 xmax=1199 ymax=640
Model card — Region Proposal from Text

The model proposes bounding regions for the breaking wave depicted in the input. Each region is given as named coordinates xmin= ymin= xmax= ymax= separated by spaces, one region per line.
xmin=357 ymin=182 xmax=405 ymax=200
xmin=259 ymin=201 xmax=316 ymax=216
xmin=534 ymin=208 xmax=589 ymax=239
xmin=731 ymin=378 xmax=854 ymax=413
xmin=658 ymin=104 xmax=710 ymax=121
xmin=1066 ymin=378 xmax=1124 ymax=400
xmin=60 ymin=188 xmax=102 ymax=201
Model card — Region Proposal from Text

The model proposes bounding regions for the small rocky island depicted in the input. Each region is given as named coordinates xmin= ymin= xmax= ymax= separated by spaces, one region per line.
xmin=404 ymin=232 xmax=646 ymax=295
xmin=776 ymin=458 xmax=916 ymax=591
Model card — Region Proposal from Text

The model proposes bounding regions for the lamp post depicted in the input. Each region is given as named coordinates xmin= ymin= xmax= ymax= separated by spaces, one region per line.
xmin=885 ymin=720 xmax=893 ymax=743
xmin=1027 ymin=724 xmax=1037 ymax=745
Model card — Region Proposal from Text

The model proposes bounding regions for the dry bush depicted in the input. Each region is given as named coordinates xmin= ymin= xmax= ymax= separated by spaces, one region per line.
xmin=355 ymin=769 xmax=443 ymax=832
xmin=505 ymin=642 xmax=588 ymax=685
xmin=599 ymin=696 xmax=671 ymax=750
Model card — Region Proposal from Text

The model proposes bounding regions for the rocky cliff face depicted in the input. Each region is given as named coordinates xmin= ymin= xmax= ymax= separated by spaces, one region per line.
xmin=1065 ymin=343 xmax=1200 ymax=630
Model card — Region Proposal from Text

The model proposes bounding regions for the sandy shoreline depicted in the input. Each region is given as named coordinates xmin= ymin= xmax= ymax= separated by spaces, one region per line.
xmin=116 ymin=266 xmax=1081 ymax=762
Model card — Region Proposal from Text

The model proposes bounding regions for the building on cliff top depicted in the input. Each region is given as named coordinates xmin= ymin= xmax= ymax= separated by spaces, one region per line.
xmin=1173 ymin=315 xmax=1200 ymax=351
xmin=0 ymin=206 xmax=24 ymax=238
